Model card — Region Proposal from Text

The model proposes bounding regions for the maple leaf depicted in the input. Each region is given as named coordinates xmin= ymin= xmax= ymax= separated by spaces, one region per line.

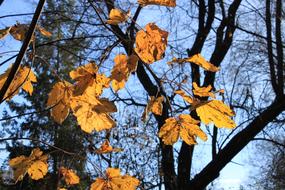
xmin=70 ymin=94 xmax=117 ymax=133
xmin=0 ymin=65 xmax=37 ymax=101
xmin=90 ymin=168 xmax=140 ymax=190
xmin=0 ymin=26 xmax=11 ymax=40
xmin=192 ymin=82 xmax=215 ymax=98
xmin=159 ymin=114 xmax=207 ymax=145
xmin=70 ymin=62 xmax=110 ymax=96
xmin=175 ymin=89 xmax=236 ymax=129
xmin=168 ymin=54 xmax=219 ymax=72
xmin=46 ymin=81 xmax=73 ymax=124
xmin=106 ymin=9 xmax=130 ymax=25
xmin=110 ymin=54 xmax=138 ymax=92
xmin=60 ymin=167 xmax=80 ymax=185
xmin=95 ymin=140 xmax=122 ymax=154
xmin=138 ymin=0 xmax=176 ymax=7
xmin=142 ymin=96 xmax=164 ymax=121
xmin=196 ymin=100 xmax=236 ymax=129
xmin=135 ymin=23 xmax=168 ymax=64
xmin=9 ymin=148 xmax=48 ymax=182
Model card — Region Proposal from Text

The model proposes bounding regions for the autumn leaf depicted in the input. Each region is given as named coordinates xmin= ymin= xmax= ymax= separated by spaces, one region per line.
xmin=36 ymin=25 xmax=52 ymax=37
xmin=60 ymin=167 xmax=80 ymax=185
xmin=168 ymin=54 xmax=219 ymax=72
xmin=135 ymin=23 xmax=168 ymax=64
xmin=46 ymin=81 xmax=73 ymax=124
xmin=0 ymin=26 xmax=11 ymax=40
xmin=9 ymin=148 xmax=48 ymax=182
xmin=142 ymin=96 xmax=164 ymax=121
xmin=110 ymin=54 xmax=138 ymax=92
xmin=175 ymin=90 xmax=195 ymax=104
xmin=9 ymin=23 xmax=29 ymax=41
xmin=158 ymin=114 xmax=207 ymax=145
xmin=138 ymin=0 xmax=176 ymax=7
xmin=196 ymin=100 xmax=236 ymax=129
xmin=192 ymin=82 xmax=215 ymax=98
xmin=90 ymin=168 xmax=140 ymax=190
xmin=0 ymin=65 xmax=37 ymax=101
xmin=70 ymin=62 xmax=110 ymax=96
xmin=95 ymin=140 xmax=122 ymax=154
xmin=107 ymin=9 xmax=130 ymax=25
xmin=70 ymin=94 xmax=117 ymax=133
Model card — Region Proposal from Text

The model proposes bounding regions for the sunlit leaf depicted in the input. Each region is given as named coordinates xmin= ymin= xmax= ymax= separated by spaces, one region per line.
xmin=158 ymin=114 xmax=207 ymax=145
xmin=46 ymin=81 xmax=73 ymax=124
xmin=192 ymin=82 xmax=215 ymax=98
xmin=0 ymin=65 xmax=37 ymax=101
xmin=138 ymin=0 xmax=176 ymax=7
xmin=0 ymin=26 xmax=11 ymax=40
xmin=90 ymin=168 xmax=140 ymax=190
xmin=9 ymin=148 xmax=48 ymax=182
xmin=36 ymin=25 xmax=52 ymax=37
xmin=70 ymin=94 xmax=117 ymax=133
xmin=135 ymin=23 xmax=168 ymax=64
xmin=70 ymin=62 xmax=110 ymax=96
xmin=95 ymin=140 xmax=123 ymax=154
xmin=60 ymin=167 xmax=80 ymax=185
xmin=106 ymin=9 xmax=130 ymax=25
xmin=142 ymin=96 xmax=164 ymax=121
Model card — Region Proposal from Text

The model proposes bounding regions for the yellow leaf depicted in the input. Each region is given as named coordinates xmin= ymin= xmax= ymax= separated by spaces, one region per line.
xmin=175 ymin=90 xmax=194 ymax=104
xmin=36 ymin=25 xmax=52 ymax=37
xmin=135 ymin=23 xmax=168 ymax=64
xmin=142 ymin=96 xmax=163 ymax=121
xmin=47 ymin=81 xmax=73 ymax=124
xmin=192 ymin=82 xmax=215 ymax=98
xmin=106 ymin=9 xmax=130 ymax=25
xmin=0 ymin=65 xmax=37 ymax=101
xmin=70 ymin=94 xmax=117 ymax=133
xmin=138 ymin=0 xmax=176 ymax=7
xmin=186 ymin=54 xmax=219 ymax=72
xmin=168 ymin=54 xmax=219 ymax=72
xmin=9 ymin=148 xmax=48 ymax=182
xmin=95 ymin=140 xmax=122 ymax=154
xmin=60 ymin=167 xmax=80 ymax=185
xmin=90 ymin=168 xmax=140 ymax=190
xmin=110 ymin=54 xmax=138 ymax=92
xmin=70 ymin=62 xmax=110 ymax=96
xmin=9 ymin=24 xmax=30 ymax=41
xmin=158 ymin=114 xmax=207 ymax=145
xmin=196 ymin=100 xmax=236 ymax=129
xmin=0 ymin=26 xmax=11 ymax=40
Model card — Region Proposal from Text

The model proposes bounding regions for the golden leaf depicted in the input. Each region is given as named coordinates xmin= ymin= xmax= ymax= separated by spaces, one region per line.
xmin=60 ymin=167 xmax=80 ymax=185
xmin=106 ymin=9 xmax=130 ymax=25
xmin=36 ymin=26 xmax=52 ymax=37
xmin=138 ymin=0 xmax=176 ymax=7
xmin=47 ymin=81 xmax=73 ymax=124
xmin=9 ymin=24 xmax=29 ymax=41
xmin=168 ymin=54 xmax=219 ymax=72
xmin=70 ymin=94 xmax=117 ymax=133
xmin=95 ymin=140 xmax=122 ymax=154
xmin=110 ymin=54 xmax=138 ymax=92
xmin=196 ymin=100 xmax=236 ymax=129
xmin=158 ymin=114 xmax=207 ymax=145
xmin=90 ymin=168 xmax=140 ymax=190
xmin=0 ymin=27 xmax=11 ymax=40
xmin=0 ymin=65 xmax=37 ymax=101
xmin=70 ymin=62 xmax=110 ymax=96
xmin=135 ymin=23 xmax=168 ymax=64
xmin=175 ymin=90 xmax=194 ymax=104
xmin=142 ymin=96 xmax=163 ymax=121
xmin=9 ymin=148 xmax=48 ymax=182
xmin=192 ymin=82 xmax=215 ymax=98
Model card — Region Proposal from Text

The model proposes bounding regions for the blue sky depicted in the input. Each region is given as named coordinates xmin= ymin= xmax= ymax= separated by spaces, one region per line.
xmin=0 ymin=1 xmax=256 ymax=189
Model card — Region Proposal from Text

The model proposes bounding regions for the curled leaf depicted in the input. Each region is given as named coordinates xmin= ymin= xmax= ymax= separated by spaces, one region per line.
xmin=142 ymin=96 xmax=164 ymax=121
xmin=107 ymin=9 xmax=130 ymax=25
xmin=95 ymin=140 xmax=122 ymax=154
xmin=192 ymin=82 xmax=215 ymax=98
xmin=138 ymin=0 xmax=176 ymax=7
xmin=0 ymin=26 xmax=11 ymax=40
xmin=60 ymin=167 xmax=80 ymax=185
